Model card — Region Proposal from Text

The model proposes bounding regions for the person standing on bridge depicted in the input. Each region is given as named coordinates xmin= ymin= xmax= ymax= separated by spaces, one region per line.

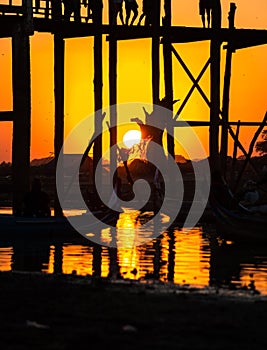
xmin=199 ymin=0 xmax=212 ymax=28
xmin=63 ymin=0 xmax=81 ymax=22
xmin=112 ymin=0 xmax=125 ymax=25
xmin=137 ymin=0 xmax=153 ymax=26
xmin=124 ymin=0 xmax=139 ymax=26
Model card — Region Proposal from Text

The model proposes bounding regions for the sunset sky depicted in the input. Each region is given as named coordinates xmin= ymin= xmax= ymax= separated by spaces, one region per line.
xmin=0 ymin=0 xmax=267 ymax=162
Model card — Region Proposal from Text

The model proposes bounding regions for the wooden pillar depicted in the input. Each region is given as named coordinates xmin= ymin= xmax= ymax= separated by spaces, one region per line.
xmin=209 ymin=0 xmax=222 ymax=172
xmin=12 ymin=28 xmax=31 ymax=215
xmin=54 ymin=34 xmax=65 ymax=217
xmin=108 ymin=1 xmax=117 ymax=186
xmin=93 ymin=1 xmax=103 ymax=188
xmin=109 ymin=39 xmax=117 ymax=185
xmin=163 ymin=0 xmax=174 ymax=158
xmin=220 ymin=3 xmax=236 ymax=176
xmin=152 ymin=0 xmax=161 ymax=105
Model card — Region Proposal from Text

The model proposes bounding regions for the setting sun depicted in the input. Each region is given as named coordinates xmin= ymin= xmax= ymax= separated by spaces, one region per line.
xmin=123 ymin=129 xmax=141 ymax=148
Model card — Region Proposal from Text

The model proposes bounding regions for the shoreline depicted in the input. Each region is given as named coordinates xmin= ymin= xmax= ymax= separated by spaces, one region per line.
xmin=1 ymin=271 xmax=267 ymax=349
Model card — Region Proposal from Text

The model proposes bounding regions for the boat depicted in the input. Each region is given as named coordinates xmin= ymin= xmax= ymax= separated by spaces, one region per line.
xmin=0 ymin=208 xmax=120 ymax=243
xmin=209 ymin=175 xmax=267 ymax=242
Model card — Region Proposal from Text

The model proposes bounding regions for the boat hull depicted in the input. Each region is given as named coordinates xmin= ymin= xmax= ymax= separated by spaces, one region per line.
xmin=211 ymin=199 xmax=267 ymax=242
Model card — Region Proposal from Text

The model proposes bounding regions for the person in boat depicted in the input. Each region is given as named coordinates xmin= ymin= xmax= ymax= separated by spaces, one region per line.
xmin=238 ymin=177 xmax=267 ymax=214
xmin=239 ymin=180 xmax=259 ymax=208
xmin=23 ymin=178 xmax=51 ymax=217
xmin=199 ymin=0 xmax=212 ymax=28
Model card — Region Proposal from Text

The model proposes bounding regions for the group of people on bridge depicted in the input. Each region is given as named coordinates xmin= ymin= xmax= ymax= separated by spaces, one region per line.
xmin=35 ymin=0 xmax=218 ymax=28
xmin=58 ymin=0 xmax=154 ymax=25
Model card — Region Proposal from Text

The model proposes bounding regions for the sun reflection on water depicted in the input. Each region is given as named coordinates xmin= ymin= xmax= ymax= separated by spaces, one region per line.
xmin=1 ymin=208 xmax=267 ymax=295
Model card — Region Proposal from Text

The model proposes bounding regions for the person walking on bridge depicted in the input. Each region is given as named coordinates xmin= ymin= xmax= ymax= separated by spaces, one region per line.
xmin=112 ymin=0 xmax=125 ymax=25
xmin=137 ymin=0 xmax=153 ymax=26
xmin=199 ymin=0 xmax=212 ymax=28
xmin=124 ymin=0 xmax=139 ymax=26
xmin=63 ymin=0 xmax=81 ymax=22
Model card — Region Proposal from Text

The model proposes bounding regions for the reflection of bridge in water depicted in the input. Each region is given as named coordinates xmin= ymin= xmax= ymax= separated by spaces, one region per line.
xmin=1 ymin=0 xmax=267 ymax=216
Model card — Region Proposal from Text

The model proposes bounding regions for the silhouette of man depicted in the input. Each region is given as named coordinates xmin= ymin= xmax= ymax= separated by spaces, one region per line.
xmin=124 ymin=0 xmax=139 ymax=26
xmin=63 ymin=0 xmax=81 ymax=22
xmin=83 ymin=0 xmax=102 ymax=23
xmin=23 ymin=178 xmax=51 ymax=217
xmin=137 ymin=0 xmax=153 ymax=26
xmin=112 ymin=0 xmax=124 ymax=25
xmin=199 ymin=0 xmax=212 ymax=28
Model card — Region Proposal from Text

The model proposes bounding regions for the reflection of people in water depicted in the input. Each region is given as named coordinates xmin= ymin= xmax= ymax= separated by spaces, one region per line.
xmin=23 ymin=178 xmax=51 ymax=217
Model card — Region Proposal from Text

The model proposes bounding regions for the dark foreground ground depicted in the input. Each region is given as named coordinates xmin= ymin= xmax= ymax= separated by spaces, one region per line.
xmin=1 ymin=272 xmax=267 ymax=350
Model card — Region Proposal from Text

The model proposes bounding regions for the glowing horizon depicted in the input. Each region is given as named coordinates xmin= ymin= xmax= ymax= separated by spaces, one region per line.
xmin=0 ymin=0 xmax=267 ymax=162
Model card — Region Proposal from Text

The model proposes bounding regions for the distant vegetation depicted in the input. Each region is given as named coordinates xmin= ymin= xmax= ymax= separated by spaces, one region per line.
xmin=256 ymin=130 xmax=267 ymax=155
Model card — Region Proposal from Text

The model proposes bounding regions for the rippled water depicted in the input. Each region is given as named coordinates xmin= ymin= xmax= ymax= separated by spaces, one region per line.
xmin=1 ymin=208 xmax=267 ymax=295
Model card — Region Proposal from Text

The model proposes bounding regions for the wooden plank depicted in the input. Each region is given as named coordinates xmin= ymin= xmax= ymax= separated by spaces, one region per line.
xmin=0 ymin=111 xmax=15 ymax=121
xmin=173 ymin=120 xmax=267 ymax=127
xmin=0 ymin=17 xmax=24 ymax=38
xmin=0 ymin=5 xmax=24 ymax=14
xmin=5 ymin=18 xmax=261 ymax=49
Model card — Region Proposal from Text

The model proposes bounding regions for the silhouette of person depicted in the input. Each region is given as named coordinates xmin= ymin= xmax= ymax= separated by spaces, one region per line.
xmin=112 ymin=0 xmax=124 ymax=25
xmin=124 ymin=0 xmax=139 ymax=26
xmin=63 ymin=0 xmax=81 ymax=22
xmin=83 ymin=0 xmax=101 ymax=23
xmin=23 ymin=178 xmax=51 ymax=217
xmin=199 ymin=0 xmax=212 ymax=28
xmin=137 ymin=0 xmax=153 ymax=26
xmin=83 ymin=0 xmax=93 ymax=22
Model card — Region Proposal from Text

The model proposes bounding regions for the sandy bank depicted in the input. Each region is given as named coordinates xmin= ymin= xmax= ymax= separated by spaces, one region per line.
xmin=1 ymin=272 xmax=267 ymax=349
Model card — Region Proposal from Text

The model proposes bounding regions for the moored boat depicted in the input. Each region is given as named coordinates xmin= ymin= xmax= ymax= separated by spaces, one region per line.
xmin=210 ymin=176 xmax=267 ymax=242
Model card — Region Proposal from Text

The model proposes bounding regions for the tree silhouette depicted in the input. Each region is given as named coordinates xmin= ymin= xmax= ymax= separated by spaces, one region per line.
xmin=255 ymin=129 xmax=267 ymax=155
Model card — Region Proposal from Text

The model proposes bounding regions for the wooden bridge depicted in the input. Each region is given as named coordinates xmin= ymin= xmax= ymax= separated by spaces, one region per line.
xmin=1 ymin=0 xmax=267 ymax=216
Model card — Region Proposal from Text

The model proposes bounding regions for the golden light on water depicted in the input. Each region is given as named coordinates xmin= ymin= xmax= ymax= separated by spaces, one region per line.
xmin=173 ymin=228 xmax=210 ymax=287
xmin=1 ymin=211 xmax=267 ymax=294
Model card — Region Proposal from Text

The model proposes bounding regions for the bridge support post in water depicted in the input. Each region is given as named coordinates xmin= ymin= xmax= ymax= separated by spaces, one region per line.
xmin=54 ymin=34 xmax=65 ymax=217
xmin=163 ymin=0 xmax=175 ymax=158
xmin=12 ymin=27 xmax=31 ymax=215
xmin=93 ymin=1 xmax=103 ymax=191
xmin=209 ymin=0 xmax=222 ymax=173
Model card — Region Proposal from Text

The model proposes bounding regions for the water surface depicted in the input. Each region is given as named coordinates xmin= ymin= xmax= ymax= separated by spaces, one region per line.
xmin=1 ymin=208 xmax=267 ymax=295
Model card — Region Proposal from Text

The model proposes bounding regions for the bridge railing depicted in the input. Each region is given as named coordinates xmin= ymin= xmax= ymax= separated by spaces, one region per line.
xmin=0 ymin=0 xmax=96 ymax=23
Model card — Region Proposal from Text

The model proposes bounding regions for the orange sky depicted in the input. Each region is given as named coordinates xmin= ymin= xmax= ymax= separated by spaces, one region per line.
xmin=1 ymin=0 xmax=267 ymax=162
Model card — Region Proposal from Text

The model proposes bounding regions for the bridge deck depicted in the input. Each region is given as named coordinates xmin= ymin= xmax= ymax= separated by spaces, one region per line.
xmin=1 ymin=14 xmax=267 ymax=51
